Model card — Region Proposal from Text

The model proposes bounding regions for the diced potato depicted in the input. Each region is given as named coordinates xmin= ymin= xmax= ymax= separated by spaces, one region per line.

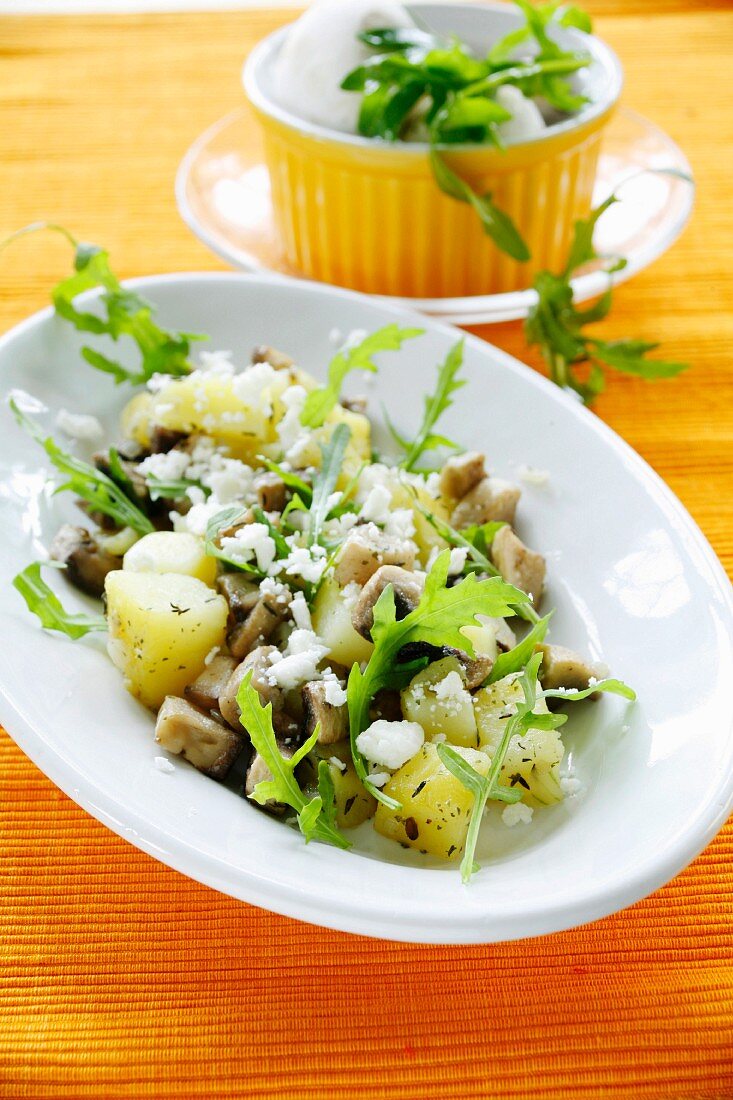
xmin=401 ymin=657 xmax=478 ymax=747
xmin=123 ymin=531 xmax=217 ymax=586
xmin=330 ymin=406 xmax=371 ymax=486
xmin=120 ymin=391 xmax=154 ymax=449
xmin=389 ymin=481 xmax=450 ymax=560
xmin=375 ymin=743 xmax=490 ymax=860
xmin=474 ymin=674 xmax=564 ymax=805
xmin=326 ymin=752 xmax=377 ymax=829
xmin=311 ymin=575 xmax=373 ymax=667
xmin=105 ymin=571 xmax=228 ymax=709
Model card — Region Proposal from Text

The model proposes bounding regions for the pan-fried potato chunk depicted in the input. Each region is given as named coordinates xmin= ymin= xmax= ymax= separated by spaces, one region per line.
xmin=311 ymin=576 xmax=374 ymax=667
xmin=123 ymin=531 xmax=217 ymax=586
xmin=375 ymin=743 xmax=490 ymax=860
xmin=401 ymin=657 xmax=478 ymax=747
xmin=105 ymin=571 xmax=228 ymax=709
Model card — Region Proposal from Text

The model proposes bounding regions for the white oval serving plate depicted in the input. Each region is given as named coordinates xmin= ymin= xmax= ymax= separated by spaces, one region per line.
xmin=0 ymin=273 xmax=731 ymax=943
xmin=176 ymin=107 xmax=694 ymax=325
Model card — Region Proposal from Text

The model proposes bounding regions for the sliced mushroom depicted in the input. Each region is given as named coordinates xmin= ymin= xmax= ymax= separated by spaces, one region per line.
xmin=493 ymin=617 xmax=517 ymax=653
xmin=50 ymin=524 xmax=122 ymax=598
xmin=149 ymin=426 xmax=187 ymax=454
xmin=334 ymin=524 xmax=416 ymax=587
xmin=228 ymin=589 xmax=292 ymax=659
xmin=219 ymin=646 xmax=282 ymax=730
xmin=251 ymin=344 xmax=294 ymax=370
xmin=218 ymin=573 xmax=260 ymax=621
xmin=396 ymin=641 xmax=493 ymax=691
xmin=536 ymin=644 xmax=601 ymax=693
xmin=439 ymin=451 xmax=486 ymax=501
xmin=253 ymin=471 xmax=287 ymax=514
xmin=369 ymin=689 xmax=403 ymax=723
xmin=184 ymin=654 xmax=239 ymax=713
xmin=491 ymin=525 xmax=546 ymax=609
xmin=451 ymin=477 xmax=520 ymax=529
xmin=351 ymin=565 xmax=425 ymax=641
xmin=244 ymin=736 xmax=295 ymax=814
xmin=301 ymin=681 xmax=348 ymax=745
xmin=155 ymin=696 xmax=244 ymax=780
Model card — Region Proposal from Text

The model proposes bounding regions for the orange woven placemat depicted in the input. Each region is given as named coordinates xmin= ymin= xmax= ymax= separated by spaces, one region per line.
xmin=1 ymin=4 xmax=732 ymax=1098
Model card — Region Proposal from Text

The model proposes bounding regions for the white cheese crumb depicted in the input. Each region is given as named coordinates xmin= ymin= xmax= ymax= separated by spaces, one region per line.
xmin=266 ymin=629 xmax=329 ymax=691
xmin=220 ymin=523 xmax=276 ymax=573
xmin=356 ymin=719 xmax=424 ymax=771
xmin=259 ymin=576 xmax=292 ymax=606
xmin=448 ymin=547 xmax=468 ymax=575
xmin=517 ymin=464 xmax=550 ymax=487
xmin=559 ymin=776 xmax=583 ymax=796
xmin=368 ymin=771 xmax=390 ymax=788
xmin=153 ymin=756 xmax=176 ymax=774
xmin=55 ymin=409 xmax=104 ymax=442
xmin=384 ymin=508 xmax=415 ymax=540
xmin=231 ymin=361 xmax=278 ymax=414
xmin=502 ymin=802 xmax=534 ymax=827
xmin=329 ymin=756 xmax=347 ymax=773
xmin=272 ymin=545 xmax=328 ymax=584
xmin=290 ymin=590 xmax=312 ymax=631
xmin=340 ymin=581 xmax=361 ymax=611
xmin=139 ymin=449 xmax=191 ymax=481
xmin=433 ymin=670 xmax=466 ymax=706
xmin=323 ymin=679 xmax=348 ymax=707
xmin=204 ymin=646 xmax=220 ymax=667
xmin=359 ymin=483 xmax=392 ymax=524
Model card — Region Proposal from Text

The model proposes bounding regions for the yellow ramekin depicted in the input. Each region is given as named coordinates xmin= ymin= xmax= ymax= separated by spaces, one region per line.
xmin=243 ymin=3 xmax=623 ymax=300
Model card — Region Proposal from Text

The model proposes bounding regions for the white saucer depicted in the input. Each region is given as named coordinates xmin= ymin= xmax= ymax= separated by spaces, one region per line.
xmin=176 ymin=106 xmax=694 ymax=325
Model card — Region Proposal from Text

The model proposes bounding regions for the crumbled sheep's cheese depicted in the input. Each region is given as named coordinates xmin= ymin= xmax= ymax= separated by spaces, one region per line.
xmin=138 ymin=449 xmax=191 ymax=482
xmin=231 ymin=361 xmax=279 ymax=414
xmin=55 ymin=409 xmax=104 ymax=443
xmin=356 ymin=719 xmax=424 ymax=771
xmin=384 ymin=508 xmax=415 ymax=541
xmin=329 ymin=756 xmax=347 ymax=773
xmin=448 ymin=547 xmax=468 ymax=575
xmin=173 ymin=498 xmax=223 ymax=537
xmin=340 ymin=581 xmax=361 ymax=612
xmin=220 ymin=523 xmax=276 ymax=574
xmin=276 ymin=384 xmax=312 ymax=464
xmin=266 ymin=628 xmax=329 ymax=691
xmin=368 ymin=771 xmax=390 ymax=788
xmin=359 ymin=483 xmax=392 ymax=525
xmin=258 ymin=576 xmax=292 ymax=607
xmin=432 ymin=671 xmax=467 ymax=713
xmin=502 ymin=803 xmax=534 ymax=827
xmin=517 ymin=464 xmax=550 ymax=487
xmin=205 ymin=460 xmax=255 ymax=505
xmin=289 ymin=590 xmax=312 ymax=631
xmin=153 ymin=756 xmax=176 ymax=775
xmin=323 ymin=679 xmax=348 ymax=708
xmin=197 ymin=349 xmax=235 ymax=374
xmin=273 ymin=544 xmax=328 ymax=584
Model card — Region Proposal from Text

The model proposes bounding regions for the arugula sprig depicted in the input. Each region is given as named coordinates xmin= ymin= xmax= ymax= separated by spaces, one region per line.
xmin=439 ymin=651 xmax=635 ymax=881
xmin=204 ymin=506 xmax=261 ymax=575
xmin=236 ymin=673 xmax=350 ymax=850
xmin=2 ymin=223 xmax=202 ymax=386
xmin=388 ymin=338 xmax=466 ymax=471
xmin=11 ymin=400 xmax=154 ymax=535
xmin=526 ymin=192 xmax=691 ymax=402
xmin=300 ymin=325 xmax=423 ymax=428
xmin=307 ymin=423 xmax=351 ymax=547
xmin=347 ymin=549 xmax=530 ymax=807
xmin=487 ymin=612 xmax=553 ymax=683
xmin=13 ymin=561 xmax=107 ymax=639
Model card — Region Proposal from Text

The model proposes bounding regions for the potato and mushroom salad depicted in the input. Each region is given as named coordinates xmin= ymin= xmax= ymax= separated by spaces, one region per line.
xmin=12 ymin=281 xmax=635 ymax=881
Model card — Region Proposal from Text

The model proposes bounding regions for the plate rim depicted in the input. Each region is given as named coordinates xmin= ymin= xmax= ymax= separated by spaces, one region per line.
xmin=1 ymin=270 xmax=731 ymax=944
xmin=174 ymin=107 xmax=695 ymax=325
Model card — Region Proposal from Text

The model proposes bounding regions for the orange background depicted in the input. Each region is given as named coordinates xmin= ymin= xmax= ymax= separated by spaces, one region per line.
xmin=1 ymin=2 xmax=732 ymax=1097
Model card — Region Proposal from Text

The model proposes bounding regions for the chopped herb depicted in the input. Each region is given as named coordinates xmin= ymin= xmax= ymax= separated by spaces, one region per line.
xmin=396 ymin=339 xmax=466 ymax=472
xmin=307 ymin=423 xmax=351 ymax=547
xmin=347 ymin=549 xmax=531 ymax=808
xmin=13 ymin=561 xmax=107 ymax=639
xmin=11 ymin=400 xmax=154 ymax=535
xmin=300 ymin=325 xmax=423 ymax=428
xmin=3 ymin=223 xmax=203 ymax=385
xmin=487 ymin=612 xmax=553 ymax=683
xmin=146 ymin=476 xmax=207 ymax=502
xmin=236 ymin=674 xmax=350 ymax=850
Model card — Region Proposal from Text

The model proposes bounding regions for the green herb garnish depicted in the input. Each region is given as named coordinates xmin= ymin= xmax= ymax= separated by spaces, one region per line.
xmin=526 ymin=193 xmax=691 ymax=402
xmin=300 ymin=325 xmax=423 ymax=428
xmin=204 ymin=506 xmax=261 ymax=575
xmin=13 ymin=561 xmax=107 ymax=639
xmin=388 ymin=338 xmax=465 ymax=471
xmin=146 ymin=477 xmax=207 ymax=502
xmin=486 ymin=612 xmax=553 ymax=683
xmin=11 ymin=400 xmax=154 ymax=535
xmin=307 ymin=423 xmax=351 ymax=547
xmin=347 ymin=549 xmax=530 ymax=807
xmin=236 ymin=673 xmax=350 ymax=849
xmin=3 ymin=223 xmax=202 ymax=385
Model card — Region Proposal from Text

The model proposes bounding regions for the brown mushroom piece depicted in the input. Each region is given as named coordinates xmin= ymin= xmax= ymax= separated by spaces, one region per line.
xmin=49 ymin=524 xmax=122 ymax=598
xmin=253 ymin=471 xmax=287 ymax=513
xmin=491 ymin=525 xmax=546 ymax=609
xmin=155 ymin=696 xmax=244 ymax=780
xmin=396 ymin=642 xmax=493 ymax=691
xmin=439 ymin=451 xmax=486 ymax=501
xmin=228 ymin=588 xmax=292 ymax=660
xmin=535 ymin=643 xmax=602 ymax=694
xmin=184 ymin=654 xmax=239 ymax=713
xmin=244 ymin=738 xmax=294 ymax=812
xmin=218 ymin=573 xmax=260 ymax=621
xmin=351 ymin=565 xmax=425 ymax=641
xmin=149 ymin=426 xmax=187 ymax=454
xmin=334 ymin=524 xmax=416 ymax=587
xmin=251 ymin=344 xmax=294 ymax=370
xmin=219 ymin=645 xmax=282 ymax=730
xmin=451 ymin=476 xmax=521 ymax=529
xmin=301 ymin=681 xmax=348 ymax=745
